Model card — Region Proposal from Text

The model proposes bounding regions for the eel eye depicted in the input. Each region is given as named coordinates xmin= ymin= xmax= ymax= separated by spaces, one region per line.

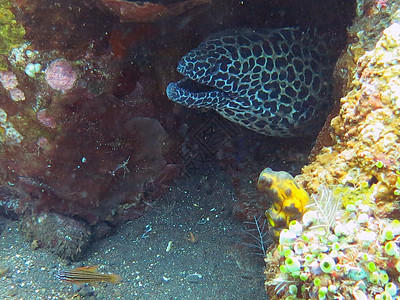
xmin=285 ymin=188 xmax=292 ymax=196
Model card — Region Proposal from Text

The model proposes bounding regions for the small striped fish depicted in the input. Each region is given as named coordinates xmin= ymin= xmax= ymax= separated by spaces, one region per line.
xmin=56 ymin=266 xmax=122 ymax=285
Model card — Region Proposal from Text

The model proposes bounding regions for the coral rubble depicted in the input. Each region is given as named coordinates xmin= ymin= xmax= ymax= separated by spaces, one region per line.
xmin=21 ymin=213 xmax=92 ymax=261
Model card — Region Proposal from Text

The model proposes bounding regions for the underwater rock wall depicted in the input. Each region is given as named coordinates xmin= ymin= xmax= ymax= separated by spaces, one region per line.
xmin=0 ymin=1 xmax=179 ymax=225
xmin=298 ymin=0 xmax=400 ymax=212
xmin=263 ymin=1 xmax=400 ymax=299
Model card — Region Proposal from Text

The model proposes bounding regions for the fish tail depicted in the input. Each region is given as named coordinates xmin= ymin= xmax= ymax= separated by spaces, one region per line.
xmin=109 ymin=274 xmax=122 ymax=284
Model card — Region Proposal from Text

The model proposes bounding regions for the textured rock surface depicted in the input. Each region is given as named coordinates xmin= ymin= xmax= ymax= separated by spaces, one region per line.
xmin=20 ymin=213 xmax=92 ymax=261
xmin=264 ymin=2 xmax=400 ymax=299
xmin=298 ymin=1 xmax=400 ymax=211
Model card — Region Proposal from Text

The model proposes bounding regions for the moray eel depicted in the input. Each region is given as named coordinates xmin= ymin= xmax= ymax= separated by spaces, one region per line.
xmin=166 ymin=27 xmax=336 ymax=137
xmin=257 ymin=168 xmax=309 ymax=238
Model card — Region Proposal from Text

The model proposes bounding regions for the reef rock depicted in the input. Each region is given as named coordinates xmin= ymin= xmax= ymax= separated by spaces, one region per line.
xmin=98 ymin=0 xmax=212 ymax=23
xmin=21 ymin=212 xmax=92 ymax=261
xmin=264 ymin=2 xmax=400 ymax=298
xmin=0 ymin=91 xmax=171 ymax=224
xmin=298 ymin=2 xmax=400 ymax=214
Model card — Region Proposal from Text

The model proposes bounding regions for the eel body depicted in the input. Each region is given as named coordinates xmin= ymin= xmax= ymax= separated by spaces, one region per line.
xmin=166 ymin=27 xmax=336 ymax=137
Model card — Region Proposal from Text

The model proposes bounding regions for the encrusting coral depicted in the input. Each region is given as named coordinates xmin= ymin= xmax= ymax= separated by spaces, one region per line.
xmin=0 ymin=0 xmax=25 ymax=70
xmin=264 ymin=185 xmax=400 ymax=300
xmin=298 ymin=17 xmax=400 ymax=213
xmin=263 ymin=5 xmax=400 ymax=297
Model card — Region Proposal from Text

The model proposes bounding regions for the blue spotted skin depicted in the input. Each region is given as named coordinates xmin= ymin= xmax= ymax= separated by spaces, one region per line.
xmin=166 ymin=27 xmax=336 ymax=137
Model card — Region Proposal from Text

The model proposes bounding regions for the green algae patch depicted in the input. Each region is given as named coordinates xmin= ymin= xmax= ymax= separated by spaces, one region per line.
xmin=332 ymin=184 xmax=375 ymax=208
xmin=0 ymin=0 xmax=26 ymax=69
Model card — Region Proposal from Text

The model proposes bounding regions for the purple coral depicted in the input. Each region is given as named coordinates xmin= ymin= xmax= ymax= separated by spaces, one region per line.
xmin=45 ymin=59 xmax=77 ymax=92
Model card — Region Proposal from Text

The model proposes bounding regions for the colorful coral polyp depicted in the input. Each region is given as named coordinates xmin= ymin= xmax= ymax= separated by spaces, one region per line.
xmin=265 ymin=188 xmax=400 ymax=299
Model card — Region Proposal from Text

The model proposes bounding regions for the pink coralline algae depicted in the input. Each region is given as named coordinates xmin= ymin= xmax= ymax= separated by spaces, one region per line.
xmin=9 ymin=88 xmax=26 ymax=102
xmin=45 ymin=59 xmax=77 ymax=92
xmin=0 ymin=71 xmax=26 ymax=101
xmin=37 ymin=136 xmax=50 ymax=150
xmin=0 ymin=71 xmax=18 ymax=90
xmin=36 ymin=109 xmax=57 ymax=129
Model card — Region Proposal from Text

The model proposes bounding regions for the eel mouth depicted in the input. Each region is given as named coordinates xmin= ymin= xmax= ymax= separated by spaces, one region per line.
xmin=166 ymin=76 xmax=220 ymax=104
xmin=173 ymin=77 xmax=216 ymax=93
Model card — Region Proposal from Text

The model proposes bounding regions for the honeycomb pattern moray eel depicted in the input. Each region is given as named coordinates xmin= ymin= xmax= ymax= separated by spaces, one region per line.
xmin=166 ymin=27 xmax=337 ymax=137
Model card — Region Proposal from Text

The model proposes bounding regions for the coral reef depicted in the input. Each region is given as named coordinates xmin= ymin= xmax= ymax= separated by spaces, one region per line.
xmin=263 ymin=1 xmax=400 ymax=299
xmin=265 ymin=188 xmax=400 ymax=299
xmin=0 ymin=0 xmax=355 ymax=263
xmin=15 ymin=0 xmax=113 ymax=59
xmin=0 ymin=1 xmax=179 ymax=226
xmin=2 ymin=92 xmax=170 ymax=223
xmin=98 ymin=0 xmax=212 ymax=23
xmin=298 ymin=3 xmax=400 ymax=212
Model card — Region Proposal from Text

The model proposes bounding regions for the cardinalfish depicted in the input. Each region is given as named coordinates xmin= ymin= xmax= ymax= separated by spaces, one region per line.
xmin=56 ymin=266 xmax=122 ymax=286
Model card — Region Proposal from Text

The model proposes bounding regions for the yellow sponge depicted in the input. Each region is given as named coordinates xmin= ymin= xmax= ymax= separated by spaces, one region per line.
xmin=257 ymin=168 xmax=309 ymax=238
